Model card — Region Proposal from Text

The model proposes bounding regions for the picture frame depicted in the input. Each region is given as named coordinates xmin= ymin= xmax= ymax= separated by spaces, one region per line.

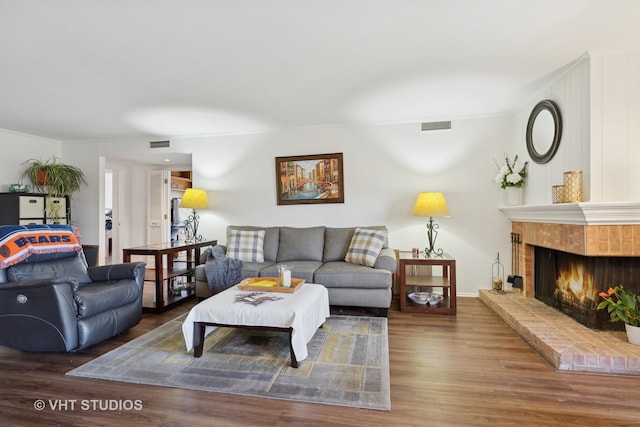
xmin=275 ymin=152 xmax=344 ymax=205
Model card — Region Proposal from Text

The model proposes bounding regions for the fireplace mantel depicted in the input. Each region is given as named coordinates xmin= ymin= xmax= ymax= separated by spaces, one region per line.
xmin=499 ymin=202 xmax=640 ymax=225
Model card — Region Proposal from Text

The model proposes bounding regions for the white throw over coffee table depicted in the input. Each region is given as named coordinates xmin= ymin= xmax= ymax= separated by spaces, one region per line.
xmin=182 ymin=282 xmax=330 ymax=367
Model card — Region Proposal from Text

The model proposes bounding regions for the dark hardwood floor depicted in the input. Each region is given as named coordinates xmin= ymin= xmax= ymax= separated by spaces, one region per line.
xmin=2 ymin=297 xmax=640 ymax=426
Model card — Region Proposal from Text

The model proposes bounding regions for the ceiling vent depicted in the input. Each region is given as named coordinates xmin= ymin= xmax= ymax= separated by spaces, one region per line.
xmin=149 ymin=140 xmax=171 ymax=149
xmin=421 ymin=121 xmax=451 ymax=132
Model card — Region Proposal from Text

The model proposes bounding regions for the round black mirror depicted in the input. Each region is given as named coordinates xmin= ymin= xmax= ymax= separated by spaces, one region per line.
xmin=526 ymin=100 xmax=562 ymax=164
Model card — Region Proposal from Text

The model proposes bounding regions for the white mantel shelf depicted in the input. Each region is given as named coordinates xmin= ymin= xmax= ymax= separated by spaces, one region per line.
xmin=499 ymin=202 xmax=640 ymax=225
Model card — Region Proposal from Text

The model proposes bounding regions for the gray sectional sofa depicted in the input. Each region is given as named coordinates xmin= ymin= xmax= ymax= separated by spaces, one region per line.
xmin=194 ymin=225 xmax=396 ymax=315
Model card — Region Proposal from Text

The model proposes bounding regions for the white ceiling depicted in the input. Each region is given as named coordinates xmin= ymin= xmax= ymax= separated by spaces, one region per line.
xmin=1 ymin=0 xmax=640 ymax=142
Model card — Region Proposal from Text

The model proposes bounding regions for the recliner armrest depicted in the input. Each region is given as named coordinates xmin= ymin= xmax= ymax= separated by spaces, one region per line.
xmin=0 ymin=278 xmax=79 ymax=351
xmin=0 ymin=277 xmax=78 ymax=292
xmin=87 ymin=262 xmax=146 ymax=283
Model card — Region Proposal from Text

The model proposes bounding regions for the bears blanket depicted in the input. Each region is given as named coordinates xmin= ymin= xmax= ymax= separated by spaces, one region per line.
xmin=0 ymin=224 xmax=82 ymax=268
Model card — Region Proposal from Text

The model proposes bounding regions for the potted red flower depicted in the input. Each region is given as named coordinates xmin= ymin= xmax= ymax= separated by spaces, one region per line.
xmin=598 ymin=285 xmax=640 ymax=345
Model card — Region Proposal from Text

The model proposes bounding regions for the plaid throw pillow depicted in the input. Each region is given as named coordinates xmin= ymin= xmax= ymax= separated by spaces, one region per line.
xmin=344 ymin=228 xmax=387 ymax=267
xmin=226 ymin=229 xmax=265 ymax=262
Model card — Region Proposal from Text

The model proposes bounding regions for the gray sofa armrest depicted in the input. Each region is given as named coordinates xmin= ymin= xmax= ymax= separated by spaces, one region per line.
xmin=374 ymin=247 xmax=397 ymax=273
xmin=199 ymin=245 xmax=228 ymax=264
xmin=87 ymin=262 xmax=146 ymax=284
xmin=199 ymin=247 xmax=211 ymax=264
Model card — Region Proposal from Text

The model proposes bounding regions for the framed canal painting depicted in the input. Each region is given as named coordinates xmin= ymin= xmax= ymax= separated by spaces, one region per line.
xmin=275 ymin=152 xmax=344 ymax=205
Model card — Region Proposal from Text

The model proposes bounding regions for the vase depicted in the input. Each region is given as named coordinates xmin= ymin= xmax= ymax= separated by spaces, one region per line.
xmin=504 ymin=187 xmax=523 ymax=206
xmin=625 ymin=324 xmax=640 ymax=345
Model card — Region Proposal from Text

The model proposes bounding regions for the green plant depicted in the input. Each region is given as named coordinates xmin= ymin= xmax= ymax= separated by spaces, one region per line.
xmin=494 ymin=154 xmax=528 ymax=189
xmin=21 ymin=157 xmax=87 ymax=197
xmin=597 ymin=285 xmax=640 ymax=327
xmin=20 ymin=157 xmax=87 ymax=222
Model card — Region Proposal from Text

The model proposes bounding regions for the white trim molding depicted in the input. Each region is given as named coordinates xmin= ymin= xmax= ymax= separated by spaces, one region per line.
xmin=499 ymin=202 xmax=640 ymax=225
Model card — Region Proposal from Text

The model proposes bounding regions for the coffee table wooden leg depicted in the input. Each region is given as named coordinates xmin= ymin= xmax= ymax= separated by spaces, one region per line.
xmin=288 ymin=328 xmax=298 ymax=368
xmin=193 ymin=322 xmax=205 ymax=358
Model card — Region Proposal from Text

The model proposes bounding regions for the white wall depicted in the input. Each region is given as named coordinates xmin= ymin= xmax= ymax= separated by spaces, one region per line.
xmin=0 ymin=128 xmax=61 ymax=190
xmin=182 ymin=118 xmax=515 ymax=296
xmin=512 ymin=55 xmax=591 ymax=205
xmin=512 ymin=51 xmax=640 ymax=205
xmin=3 ymin=51 xmax=638 ymax=298
xmin=60 ymin=140 xmax=183 ymax=248
xmin=590 ymin=52 xmax=640 ymax=202
xmin=59 ymin=116 xmax=515 ymax=296
xmin=59 ymin=144 xmax=103 ymax=242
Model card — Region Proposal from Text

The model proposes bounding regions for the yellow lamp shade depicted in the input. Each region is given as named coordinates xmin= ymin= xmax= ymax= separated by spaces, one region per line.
xmin=412 ymin=192 xmax=450 ymax=217
xmin=179 ymin=188 xmax=209 ymax=210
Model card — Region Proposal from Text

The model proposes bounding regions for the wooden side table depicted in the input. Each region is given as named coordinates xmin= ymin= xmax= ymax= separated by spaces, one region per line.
xmin=123 ymin=239 xmax=216 ymax=313
xmin=398 ymin=252 xmax=456 ymax=315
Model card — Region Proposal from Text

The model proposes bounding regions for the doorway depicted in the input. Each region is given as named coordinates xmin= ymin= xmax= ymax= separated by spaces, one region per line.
xmin=103 ymin=153 xmax=192 ymax=265
xmin=105 ymin=169 xmax=113 ymax=264
xmin=104 ymin=166 xmax=125 ymax=265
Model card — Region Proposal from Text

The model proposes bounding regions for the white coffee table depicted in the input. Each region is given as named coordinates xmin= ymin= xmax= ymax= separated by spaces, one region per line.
xmin=182 ymin=282 xmax=330 ymax=367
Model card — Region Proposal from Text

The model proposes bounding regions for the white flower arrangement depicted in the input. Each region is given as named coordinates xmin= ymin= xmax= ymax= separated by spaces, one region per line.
xmin=494 ymin=154 xmax=528 ymax=189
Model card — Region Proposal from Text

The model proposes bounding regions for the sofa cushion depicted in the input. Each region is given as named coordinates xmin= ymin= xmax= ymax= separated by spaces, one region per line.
xmin=323 ymin=227 xmax=355 ymax=262
xmin=259 ymin=260 xmax=323 ymax=283
xmin=314 ymin=261 xmax=392 ymax=289
xmin=7 ymin=253 xmax=91 ymax=284
xmin=227 ymin=226 xmax=280 ymax=261
xmin=195 ymin=261 xmax=275 ymax=283
xmin=344 ymin=228 xmax=388 ymax=267
xmin=226 ymin=229 xmax=265 ymax=262
xmin=237 ymin=261 xmax=276 ymax=279
xmin=324 ymin=227 xmax=389 ymax=262
xmin=277 ymin=226 xmax=325 ymax=262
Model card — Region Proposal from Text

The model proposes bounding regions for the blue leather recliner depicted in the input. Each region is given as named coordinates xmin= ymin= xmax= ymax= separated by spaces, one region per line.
xmin=0 ymin=224 xmax=145 ymax=352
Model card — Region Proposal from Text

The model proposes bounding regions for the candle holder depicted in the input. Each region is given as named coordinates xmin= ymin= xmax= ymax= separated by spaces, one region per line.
xmin=563 ymin=171 xmax=583 ymax=202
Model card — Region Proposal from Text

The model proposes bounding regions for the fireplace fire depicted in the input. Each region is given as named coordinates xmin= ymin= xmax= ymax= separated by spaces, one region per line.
xmin=534 ymin=247 xmax=640 ymax=330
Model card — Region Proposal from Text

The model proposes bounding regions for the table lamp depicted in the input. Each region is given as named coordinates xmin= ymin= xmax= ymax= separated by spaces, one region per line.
xmin=412 ymin=192 xmax=450 ymax=257
xmin=179 ymin=188 xmax=209 ymax=242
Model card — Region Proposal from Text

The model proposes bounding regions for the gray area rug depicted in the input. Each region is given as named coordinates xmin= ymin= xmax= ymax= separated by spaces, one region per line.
xmin=67 ymin=314 xmax=390 ymax=410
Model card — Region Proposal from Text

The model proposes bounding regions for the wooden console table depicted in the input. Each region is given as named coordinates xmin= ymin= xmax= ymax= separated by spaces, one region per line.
xmin=123 ymin=239 xmax=216 ymax=313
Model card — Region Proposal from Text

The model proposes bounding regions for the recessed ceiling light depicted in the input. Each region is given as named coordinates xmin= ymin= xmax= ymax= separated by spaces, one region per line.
xmin=163 ymin=158 xmax=171 ymax=162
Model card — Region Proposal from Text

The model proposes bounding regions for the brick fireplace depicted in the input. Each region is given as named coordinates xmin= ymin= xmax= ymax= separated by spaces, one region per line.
xmin=508 ymin=209 xmax=640 ymax=299
xmin=513 ymin=222 xmax=640 ymax=297
xmin=478 ymin=202 xmax=640 ymax=374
